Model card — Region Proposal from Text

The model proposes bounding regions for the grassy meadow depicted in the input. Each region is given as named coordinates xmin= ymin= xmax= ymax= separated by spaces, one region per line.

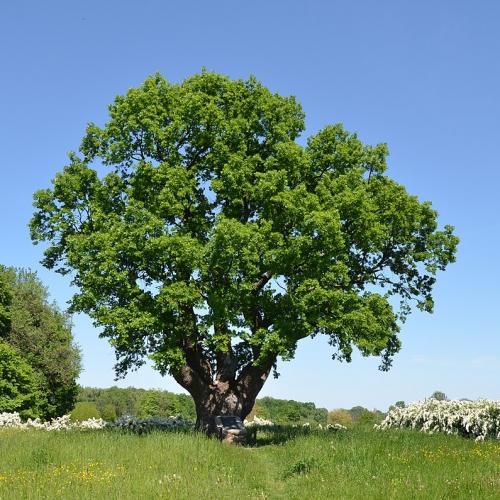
xmin=0 ymin=427 xmax=498 ymax=499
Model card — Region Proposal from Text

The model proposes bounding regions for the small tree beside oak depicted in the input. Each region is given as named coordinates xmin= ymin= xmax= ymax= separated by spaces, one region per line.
xmin=30 ymin=72 xmax=458 ymax=434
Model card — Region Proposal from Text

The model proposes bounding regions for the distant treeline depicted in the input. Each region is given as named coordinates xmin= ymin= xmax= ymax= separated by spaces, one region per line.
xmin=76 ymin=386 xmax=196 ymax=421
xmin=249 ymin=399 xmax=385 ymax=426
xmin=75 ymin=386 xmax=384 ymax=425
xmin=248 ymin=397 xmax=328 ymax=424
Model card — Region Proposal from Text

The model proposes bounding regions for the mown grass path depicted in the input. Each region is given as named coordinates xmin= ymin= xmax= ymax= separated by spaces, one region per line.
xmin=0 ymin=428 xmax=498 ymax=498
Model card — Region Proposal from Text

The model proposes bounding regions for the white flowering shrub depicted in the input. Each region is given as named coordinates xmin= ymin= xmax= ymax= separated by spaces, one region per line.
xmin=0 ymin=410 xmax=349 ymax=435
xmin=0 ymin=412 xmax=24 ymax=428
xmin=244 ymin=416 xmax=275 ymax=427
xmin=326 ymin=423 xmax=347 ymax=431
xmin=376 ymin=399 xmax=500 ymax=441
xmin=244 ymin=417 xmax=347 ymax=432
xmin=0 ymin=412 xmax=106 ymax=431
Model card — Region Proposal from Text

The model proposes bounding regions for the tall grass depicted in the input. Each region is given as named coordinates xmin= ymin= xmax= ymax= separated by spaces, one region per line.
xmin=0 ymin=427 xmax=498 ymax=499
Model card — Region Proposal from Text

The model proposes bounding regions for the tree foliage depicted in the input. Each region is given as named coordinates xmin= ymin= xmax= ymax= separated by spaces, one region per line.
xmin=328 ymin=409 xmax=353 ymax=427
xmin=137 ymin=389 xmax=196 ymax=419
xmin=77 ymin=386 xmax=147 ymax=418
xmin=70 ymin=401 xmax=101 ymax=421
xmin=76 ymin=386 xmax=196 ymax=419
xmin=30 ymin=72 xmax=458 ymax=423
xmin=100 ymin=403 xmax=117 ymax=422
xmin=388 ymin=400 xmax=406 ymax=412
xmin=0 ymin=267 xmax=81 ymax=418
xmin=430 ymin=391 xmax=448 ymax=401
xmin=0 ymin=266 xmax=12 ymax=337
xmin=0 ymin=341 xmax=44 ymax=419
xmin=77 ymin=386 xmax=325 ymax=424
xmin=255 ymin=397 xmax=328 ymax=425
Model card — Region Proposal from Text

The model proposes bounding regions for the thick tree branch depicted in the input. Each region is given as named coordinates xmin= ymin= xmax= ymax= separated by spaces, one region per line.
xmin=185 ymin=146 xmax=211 ymax=170
xmin=236 ymin=355 xmax=276 ymax=402
xmin=215 ymin=346 xmax=238 ymax=383
xmin=184 ymin=341 xmax=212 ymax=384
xmin=172 ymin=364 xmax=208 ymax=400
xmin=214 ymin=324 xmax=238 ymax=383
xmin=182 ymin=304 xmax=212 ymax=385
xmin=253 ymin=271 xmax=272 ymax=293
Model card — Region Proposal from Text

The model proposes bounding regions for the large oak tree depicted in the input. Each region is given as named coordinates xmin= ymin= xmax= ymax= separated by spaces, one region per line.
xmin=30 ymin=72 xmax=458 ymax=432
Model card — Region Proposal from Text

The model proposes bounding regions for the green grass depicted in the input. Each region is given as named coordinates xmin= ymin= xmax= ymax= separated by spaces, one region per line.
xmin=0 ymin=427 xmax=498 ymax=499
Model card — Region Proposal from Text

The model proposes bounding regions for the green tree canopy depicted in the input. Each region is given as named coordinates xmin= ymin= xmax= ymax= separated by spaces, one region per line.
xmin=430 ymin=391 xmax=448 ymax=401
xmin=30 ymin=71 xmax=458 ymax=431
xmin=328 ymin=409 xmax=353 ymax=427
xmin=1 ymin=268 xmax=81 ymax=418
xmin=0 ymin=341 xmax=44 ymax=419
xmin=0 ymin=266 xmax=12 ymax=336
xmin=138 ymin=389 xmax=182 ymax=418
xmin=76 ymin=386 xmax=196 ymax=420
xmin=100 ymin=403 xmax=117 ymax=422
xmin=77 ymin=386 xmax=147 ymax=417
xmin=255 ymin=397 xmax=328 ymax=425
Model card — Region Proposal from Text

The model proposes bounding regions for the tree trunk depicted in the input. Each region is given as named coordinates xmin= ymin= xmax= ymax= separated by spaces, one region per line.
xmin=172 ymin=350 xmax=275 ymax=438
xmin=194 ymin=382 xmax=256 ymax=435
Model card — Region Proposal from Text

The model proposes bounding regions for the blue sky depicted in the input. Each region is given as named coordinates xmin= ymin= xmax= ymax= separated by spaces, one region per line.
xmin=0 ymin=0 xmax=498 ymax=411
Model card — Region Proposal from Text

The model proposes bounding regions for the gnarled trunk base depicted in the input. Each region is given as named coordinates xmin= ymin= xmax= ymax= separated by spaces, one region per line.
xmin=173 ymin=353 xmax=275 ymax=443
xmin=194 ymin=384 xmax=255 ymax=440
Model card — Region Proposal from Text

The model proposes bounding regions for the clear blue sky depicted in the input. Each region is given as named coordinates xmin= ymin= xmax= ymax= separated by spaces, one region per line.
xmin=1 ymin=0 xmax=498 ymax=411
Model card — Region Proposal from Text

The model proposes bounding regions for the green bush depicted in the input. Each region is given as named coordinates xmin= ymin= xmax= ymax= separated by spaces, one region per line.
xmin=101 ymin=403 xmax=117 ymax=422
xmin=328 ymin=409 xmax=353 ymax=427
xmin=70 ymin=402 xmax=101 ymax=421
xmin=0 ymin=341 xmax=45 ymax=419
xmin=138 ymin=390 xmax=180 ymax=418
xmin=348 ymin=406 xmax=368 ymax=422
xmin=359 ymin=410 xmax=385 ymax=425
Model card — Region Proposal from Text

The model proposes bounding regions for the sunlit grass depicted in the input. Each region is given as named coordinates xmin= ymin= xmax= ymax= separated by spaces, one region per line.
xmin=0 ymin=427 xmax=498 ymax=499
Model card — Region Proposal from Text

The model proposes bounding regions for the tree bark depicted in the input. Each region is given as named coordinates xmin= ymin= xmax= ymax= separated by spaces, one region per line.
xmin=171 ymin=330 xmax=276 ymax=436
xmin=173 ymin=356 xmax=275 ymax=435
xmin=194 ymin=382 xmax=243 ymax=434
xmin=198 ymin=357 xmax=275 ymax=433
